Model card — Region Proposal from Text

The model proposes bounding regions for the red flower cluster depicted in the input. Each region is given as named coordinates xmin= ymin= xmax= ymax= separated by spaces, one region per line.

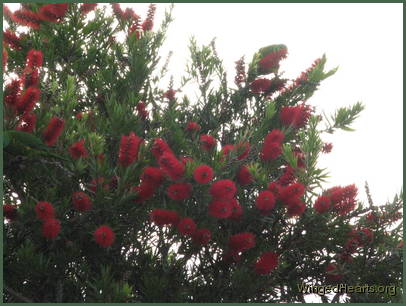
xmin=280 ymin=104 xmax=312 ymax=129
xmin=3 ymin=30 xmax=22 ymax=50
xmin=261 ymin=129 xmax=285 ymax=161
xmin=158 ymin=151 xmax=185 ymax=181
xmin=132 ymin=183 xmax=156 ymax=203
xmin=167 ymin=183 xmax=192 ymax=201
xmin=39 ymin=3 xmax=69 ymax=23
xmin=322 ymin=142 xmax=333 ymax=153
xmin=151 ymin=138 xmax=173 ymax=159
xmin=230 ymin=199 xmax=243 ymax=220
xmin=150 ymin=209 xmax=180 ymax=226
xmin=313 ymin=195 xmax=331 ymax=214
xmin=324 ymin=184 xmax=358 ymax=216
xmin=21 ymin=67 xmax=39 ymax=89
xmin=250 ymin=78 xmax=272 ymax=94
xmin=200 ymin=134 xmax=217 ymax=151
xmin=254 ymin=251 xmax=279 ymax=275
xmin=4 ymin=79 xmax=21 ymax=108
xmin=43 ymin=117 xmax=64 ymax=146
xmin=35 ymin=201 xmax=61 ymax=239
xmin=136 ymin=101 xmax=148 ymax=120
xmin=234 ymin=56 xmax=246 ymax=87
xmin=255 ymin=191 xmax=276 ymax=214
xmin=192 ymin=228 xmax=212 ymax=245
xmin=80 ymin=3 xmax=98 ymax=15
xmin=277 ymin=165 xmax=296 ymax=186
xmin=16 ymin=112 xmax=36 ymax=133
xmin=208 ymin=199 xmax=233 ymax=219
xmin=72 ymin=192 xmax=93 ymax=212
xmin=69 ymin=139 xmax=89 ymax=160
xmin=277 ymin=182 xmax=306 ymax=217
xmin=163 ymin=89 xmax=176 ymax=101
xmin=141 ymin=167 xmax=164 ymax=187
xmin=186 ymin=121 xmax=201 ymax=132
xmin=237 ymin=165 xmax=253 ymax=185
xmin=26 ymin=49 xmax=43 ymax=68
xmin=35 ymin=201 xmax=55 ymax=220
xmin=12 ymin=8 xmax=41 ymax=30
xmin=209 ymin=179 xmax=237 ymax=200
xmin=193 ymin=165 xmax=214 ymax=184
xmin=16 ymin=87 xmax=40 ymax=115
xmin=177 ymin=217 xmax=196 ymax=236
xmin=94 ymin=225 xmax=115 ymax=248
xmin=258 ymin=47 xmax=288 ymax=72
xmin=229 ymin=232 xmax=256 ymax=252
xmin=281 ymin=58 xmax=322 ymax=94
xmin=142 ymin=4 xmax=156 ymax=31
xmin=3 ymin=204 xmax=18 ymax=221
xmin=118 ymin=132 xmax=143 ymax=167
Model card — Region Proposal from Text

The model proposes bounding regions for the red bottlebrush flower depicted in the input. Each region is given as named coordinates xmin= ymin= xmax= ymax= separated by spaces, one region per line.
xmin=3 ymin=30 xmax=22 ymax=50
xmin=208 ymin=199 xmax=233 ymax=219
xmin=167 ymin=183 xmax=192 ymax=201
xmin=151 ymin=138 xmax=173 ymax=159
xmin=12 ymin=9 xmax=41 ymax=30
xmin=3 ymin=204 xmax=18 ymax=221
xmin=186 ymin=121 xmax=201 ymax=132
xmin=293 ymin=148 xmax=306 ymax=168
xmin=265 ymin=129 xmax=285 ymax=144
xmin=123 ymin=8 xmax=139 ymax=21
xmin=75 ymin=112 xmax=83 ymax=120
xmin=326 ymin=184 xmax=358 ymax=216
xmin=325 ymin=264 xmax=343 ymax=282
xmin=180 ymin=156 xmax=193 ymax=165
xmin=177 ymin=217 xmax=197 ymax=236
xmin=118 ymin=132 xmax=143 ymax=167
xmin=16 ymin=112 xmax=37 ymax=133
xmin=43 ymin=117 xmax=64 ymax=146
xmin=72 ymin=192 xmax=92 ymax=212
xmin=3 ymin=48 xmax=7 ymax=70
xmin=350 ymin=228 xmax=374 ymax=246
xmin=229 ymin=232 xmax=256 ymax=252
xmin=192 ymin=228 xmax=212 ymax=245
xmin=236 ymin=142 xmax=250 ymax=160
xmin=3 ymin=5 xmax=14 ymax=21
xmin=69 ymin=139 xmax=89 ymax=160
xmin=234 ymin=56 xmax=246 ymax=87
xmin=94 ymin=225 xmax=115 ymax=248
xmin=260 ymin=142 xmax=282 ymax=161
xmin=142 ymin=4 xmax=156 ymax=31
xmin=314 ymin=196 xmax=331 ymax=214
xmin=89 ymin=177 xmax=109 ymax=193
xmin=366 ymin=212 xmax=378 ymax=224
xmin=255 ymin=191 xmax=276 ymax=213
xmin=80 ymin=3 xmax=98 ymax=15
xmin=322 ymin=142 xmax=333 ymax=153
xmin=344 ymin=237 xmax=360 ymax=254
xmin=163 ymin=88 xmax=176 ymax=100
xmin=35 ymin=201 xmax=55 ymax=221
xmin=258 ymin=47 xmax=288 ymax=72
xmin=279 ymin=182 xmax=305 ymax=204
xmin=250 ymin=78 xmax=272 ymax=94
xmin=111 ymin=3 xmax=124 ymax=19
xmin=136 ymin=101 xmax=148 ymax=119
xmin=159 ymin=152 xmax=185 ymax=181
xmin=16 ymin=87 xmax=41 ymax=114
xmin=141 ymin=167 xmax=164 ymax=187
xmin=200 ymin=134 xmax=217 ymax=151
xmin=42 ymin=218 xmax=61 ymax=239
xmin=193 ymin=165 xmax=214 ymax=184
xmin=278 ymin=165 xmax=296 ymax=186
xmin=229 ymin=198 xmax=243 ymax=220
xmin=22 ymin=67 xmax=40 ymax=89
xmin=4 ymin=79 xmax=21 ymax=108
xmin=267 ymin=182 xmax=282 ymax=199
xmin=237 ymin=165 xmax=253 ymax=186
xmin=280 ymin=105 xmax=311 ymax=129
xmin=38 ymin=3 xmax=69 ymax=22
xmin=150 ymin=209 xmax=180 ymax=226
xmin=209 ymin=179 xmax=237 ymax=200
xmin=26 ymin=49 xmax=43 ymax=68
xmin=221 ymin=144 xmax=235 ymax=159
xmin=286 ymin=198 xmax=306 ymax=217
xmin=132 ymin=183 xmax=156 ymax=203
xmin=254 ymin=251 xmax=279 ymax=275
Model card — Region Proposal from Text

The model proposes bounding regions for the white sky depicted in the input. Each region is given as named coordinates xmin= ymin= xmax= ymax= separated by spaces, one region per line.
xmin=5 ymin=3 xmax=403 ymax=207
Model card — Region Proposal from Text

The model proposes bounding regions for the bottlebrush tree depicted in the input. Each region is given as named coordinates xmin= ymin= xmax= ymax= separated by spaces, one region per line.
xmin=2 ymin=3 xmax=403 ymax=303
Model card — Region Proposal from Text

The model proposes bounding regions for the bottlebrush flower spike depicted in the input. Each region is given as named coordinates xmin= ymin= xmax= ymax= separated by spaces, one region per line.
xmin=208 ymin=199 xmax=233 ymax=219
xmin=280 ymin=104 xmax=312 ymax=129
xmin=111 ymin=3 xmax=124 ymax=19
xmin=22 ymin=67 xmax=40 ymax=89
xmin=261 ymin=142 xmax=282 ymax=161
xmin=163 ymin=88 xmax=176 ymax=100
xmin=350 ymin=228 xmax=374 ymax=246
xmin=3 ymin=204 xmax=18 ymax=221
xmin=136 ymin=101 xmax=148 ymax=120
xmin=94 ymin=225 xmax=115 ymax=248
xmin=72 ymin=192 xmax=92 ymax=212
xmin=132 ymin=183 xmax=156 ymax=203
xmin=278 ymin=165 xmax=296 ymax=186
xmin=255 ymin=191 xmax=276 ymax=214
xmin=118 ymin=132 xmax=143 ymax=167
xmin=16 ymin=112 xmax=37 ymax=133
xmin=150 ymin=209 xmax=180 ymax=226
xmin=250 ymin=78 xmax=272 ymax=94
xmin=322 ymin=142 xmax=333 ymax=153
xmin=177 ymin=217 xmax=197 ymax=236
xmin=26 ymin=49 xmax=43 ymax=68
xmin=69 ymin=139 xmax=89 ymax=160
xmin=142 ymin=3 xmax=156 ymax=31
xmin=229 ymin=198 xmax=243 ymax=220
xmin=193 ymin=165 xmax=214 ymax=184
xmin=265 ymin=129 xmax=285 ymax=144
xmin=325 ymin=184 xmax=358 ymax=216
xmin=286 ymin=198 xmax=306 ymax=217
xmin=12 ymin=9 xmax=41 ymax=30
xmin=3 ymin=48 xmax=7 ymax=70
xmin=237 ymin=165 xmax=253 ymax=185
xmin=43 ymin=117 xmax=64 ymax=146
xmin=234 ymin=56 xmax=246 ymax=87
xmin=3 ymin=5 xmax=14 ymax=22
xmin=186 ymin=121 xmax=201 ymax=132
xmin=158 ymin=152 xmax=185 ymax=181
xmin=38 ymin=3 xmax=69 ymax=22
xmin=151 ymin=138 xmax=173 ymax=159
xmin=16 ymin=87 xmax=41 ymax=114
xmin=42 ymin=218 xmax=61 ymax=239
xmin=254 ymin=252 xmax=279 ymax=275
xmin=35 ymin=201 xmax=55 ymax=221
xmin=209 ymin=179 xmax=237 ymax=200
xmin=4 ymin=79 xmax=21 ymax=108
xmin=267 ymin=182 xmax=282 ymax=199
xmin=3 ymin=30 xmax=22 ymax=50
xmin=229 ymin=232 xmax=256 ymax=252
xmin=258 ymin=46 xmax=288 ymax=73
xmin=314 ymin=195 xmax=331 ymax=213
xmin=80 ymin=3 xmax=98 ymax=15
xmin=236 ymin=142 xmax=250 ymax=160
xmin=140 ymin=167 xmax=164 ymax=187
xmin=166 ymin=183 xmax=192 ymax=201
xmin=200 ymin=134 xmax=217 ymax=151
xmin=192 ymin=228 xmax=212 ymax=245
xmin=279 ymin=182 xmax=305 ymax=204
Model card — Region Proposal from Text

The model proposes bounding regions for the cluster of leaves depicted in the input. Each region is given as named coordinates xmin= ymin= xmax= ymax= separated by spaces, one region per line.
xmin=2 ymin=3 xmax=403 ymax=303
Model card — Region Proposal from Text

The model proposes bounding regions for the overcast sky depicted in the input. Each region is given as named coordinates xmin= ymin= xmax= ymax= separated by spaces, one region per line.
xmin=5 ymin=3 xmax=403 ymax=207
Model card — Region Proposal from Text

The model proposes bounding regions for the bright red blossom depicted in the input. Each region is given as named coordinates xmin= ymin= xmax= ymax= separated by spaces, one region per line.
xmin=193 ymin=165 xmax=214 ymax=184
xmin=208 ymin=199 xmax=233 ymax=219
xmin=16 ymin=112 xmax=37 ymax=133
xmin=42 ymin=218 xmax=61 ymax=239
xmin=229 ymin=232 xmax=256 ymax=252
xmin=150 ymin=209 xmax=180 ymax=226
xmin=177 ymin=217 xmax=197 ymax=236
xmin=72 ymin=192 xmax=92 ymax=212
xmin=200 ymin=134 xmax=217 ymax=151
xmin=22 ymin=68 xmax=40 ymax=89
xmin=35 ymin=201 xmax=55 ymax=220
xmin=151 ymin=138 xmax=173 ymax=159
xmin=16 ymin=87 xmax=41 ymax=114
xmin=167 ymin=183 xmax=192 ymax=201
xmin=26 ymin=49 xmax=43 ymax=68
xmin=192 ymin=228 xmax=212 ymax=245
xmin=286 ymin=198 xmax=306 ymax=217
xmin=237 ymin=165 xmax=253 ymax=185
xmin=69 ymin=139 xmax=89 ymax=160
xmin=12 ymin=9 xmax=41 ymax=30
xmin=255 ymin=191 xmax=276 ymax=213
xmin=229 ymin=198 xmax=243 ymax=220
xmin=158 ymin=152 xmax=185 ymax=181
xmin=94 ymin=225 xmax=115 ymax=248
xmin=132 ymin=183 xmax=156 ymax=203
xmin=279 ymin=183 xmax=305 ymax=204
xmin=314 ymin=195 xmax=331 ymax=213
xmin=258 ymin=47 xmax=288 ymax=72
xmin=254 ymin=252 xmax=279 ymax=275
xmin=186 ymin=121 xmax=201 ymax=132
xmin=140 ymin=167 xmax=164 ymax=187
xmin=118 ymin=132 xmax=143 ymax=167
xmin=260 ymin=142 xmax=282 ymax=161
xmin=280 ymin=104 xmax=311 ymax=129
xmin=209 ymin=179 xmax=237 ymax=200
xmin=250 ymin=78 xmax=272 ymax=94
xmin=38 ymin=3 xmax=69 ymax=22
xmin=80 ymin=3 xmax=98 ymax=15
xmin=3 ymin=30 xmax=22 ymax=50
xmin=3 ymin=205 xmax=18 ymax=221
xmin=43 ymin=117 xmax=64 ymax=146
xmin=267 ymin=182 xmax=282 ymax=199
